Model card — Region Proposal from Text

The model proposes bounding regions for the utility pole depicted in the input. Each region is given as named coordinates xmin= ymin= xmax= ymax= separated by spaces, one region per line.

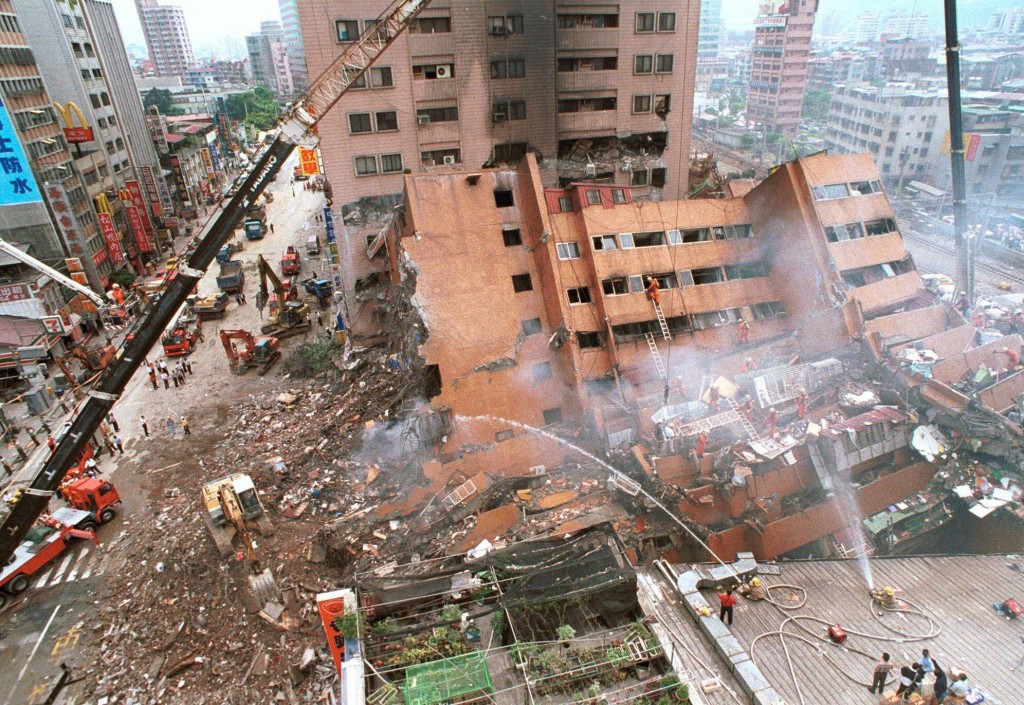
xmin=944 ymin=0 xmax=972 ymax=303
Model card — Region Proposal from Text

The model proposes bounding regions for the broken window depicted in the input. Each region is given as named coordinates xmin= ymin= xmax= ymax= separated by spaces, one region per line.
xmin=586 ymin=189 xmax=602 ymax=205
xmin=864 ymin=218 xmax=897 ymax=236
xmin=417 ymin=106 xmax=459 ymax=123
xmin=522 ymin=318 xmax=542 ymax=335
xmin=423 ymin=364 xmax=442 ymax=397
xmin=825 ymin=223 xmax=866 ymax=242
xmin=592 ymin=235 xmax=616 ymax=251
xmin=490 ymin=59 xmax=525 ymax=79
xmin=577 ymin=331 xmax=602 ymax=348
xmin=850 ymin=180 xmax=882 ymax=196
xmin=493 ymin=142 xmax=528 ymax=163
xmin=636 ymin=231 xmax=665 ymax=248
xmin=725 ymin=262 xmax=769 ymax=280
xmin=751 ymin=301 xmax=786 ymax=319
xmin=421 ymin=148 xmax=460 ymax=166
xmin=713 ymin=224 xmax=752 ymax=239
xmin=557 ymin=13 xmax=618 ymax=28
xmin=654 ymin=95 xmax=671 ymax=117
xmin=692 ymin=267 xmax=724 ymax=285
xmin=682 ymin=228 xmax=713 ymax=243
xmin=666 ymin=315 xmax=691 ymax=334
xmin=494 ymin=189 xmax=515 ymax=207
xmin=651 ymin=168 xmax=667 ymax=187
xmin=502 ymin=228 xmax=522 ymax=246
xmin=558 ymin=196 xmax=573 ymax=212
xmin=691 ymin=308 xmax=741 ymax=329
xmin=556 ymin=242 xmax=581 ymax=259
xmin=567 ymin=287 xmax=592 ymax=304
xmin=666 ymin=229 xmax=682 ymax=245
xmin=602 ymin=278 xmax=629 ymax=295
xmin=532 ymin=362 xmax=554 ymax=382
xmin=812 ymin=183 xmax=851 ymax=200
xmin=628 ymin=275 xmax=645 ymax=292
xmin=492 ymin=100 xmax=526 ymax=121
xmin=511 ymin=273 xmax=533 ymax=292
xmin=631 ymin=170 xmax=649 ymax=186
xmin=611 ymin=188 xmax=626 ymax=204
xmin=558 ymin=97 xmax=617 ymax=112
xmin=542 ymin=408 xmax=563 ymax=426
xmin=651 ymin=272 xmax=677 ymax=288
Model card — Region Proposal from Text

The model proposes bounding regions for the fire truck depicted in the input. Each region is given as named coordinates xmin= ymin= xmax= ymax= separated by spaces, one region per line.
xmin=161 ymin=306 xmax=202 ymax=357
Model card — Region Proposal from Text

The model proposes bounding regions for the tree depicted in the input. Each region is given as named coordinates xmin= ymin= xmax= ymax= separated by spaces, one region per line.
xmin=728 ymin=92 xmax=746 ymax=117
xmin=801 ymin=89 xmax=832 ymax=122
xmin=224 ymin=87 xmax=280 ymax=131
xmin=741 ymin=133 xmax=756 ymax=147
xmin=764 ymin=132 xmax=783 ymax=145
xmin=142 ymin=88 xmax=181 ymax=116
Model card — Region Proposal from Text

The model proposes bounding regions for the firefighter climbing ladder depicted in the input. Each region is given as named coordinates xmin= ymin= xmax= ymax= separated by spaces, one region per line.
xmin=726 ymin=396 xmax=761 ymax=441
xmin=652 ymin=301 xmax=671 ymax=340
xmin=644 ymin=333 xmax=667 ymax=381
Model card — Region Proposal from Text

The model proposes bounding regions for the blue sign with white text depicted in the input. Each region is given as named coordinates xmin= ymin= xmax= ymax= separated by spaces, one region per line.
xmin=0 ymin=97 xmax=42 ymax=205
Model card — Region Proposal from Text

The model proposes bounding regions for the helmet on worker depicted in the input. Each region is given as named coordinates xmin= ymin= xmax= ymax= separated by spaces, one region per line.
xmin=884 ymin=586 xmax=895 ymax=596
xmin=751 ymin=577 xmax=761 ymax=587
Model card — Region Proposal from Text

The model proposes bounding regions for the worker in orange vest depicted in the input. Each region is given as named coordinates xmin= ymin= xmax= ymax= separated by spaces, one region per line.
xmin=645 ymin=276 xmax=661 ymax=305
xmin=707 ymin=385 xmax=721 ymax=413
xmin=671 ymin=376 xmax=687 ymax=399
xmin=737 ymin=318 xmax=750 ymax=344
xmin=696 ymin=431 xmax=709 ymax=458
xmin=742 ymin=397 xmax=755 ymax=422
xmin=796 ymin=389 xmax=809 ymax=419
xmin=742 ymin=356 xmax=758 ymax=372
xmin=1000 ymin=346 xmax=1021 ymax=369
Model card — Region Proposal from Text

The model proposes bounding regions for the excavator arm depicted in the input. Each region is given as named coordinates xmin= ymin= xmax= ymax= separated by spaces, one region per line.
xmin=255 ymin=254 xmax=287 ymax=312
xmin=0 ymin=0 xmax=433 ymax=566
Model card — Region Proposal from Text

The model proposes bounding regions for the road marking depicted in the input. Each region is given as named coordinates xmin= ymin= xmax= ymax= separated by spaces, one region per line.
xmin=47 ymin=553 xmax=74 ymax=587
xmin=5 ymin=605 xmax=61 ymax=705
xmin=65 ymin=548 xmax=90 ymax=582
xmin=31 ymin=568 xmax=52 ymax=589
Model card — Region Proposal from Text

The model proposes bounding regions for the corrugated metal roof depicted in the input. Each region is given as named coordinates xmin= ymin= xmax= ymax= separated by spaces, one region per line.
xmin=818 ymin=406 xmax=908 ymax=440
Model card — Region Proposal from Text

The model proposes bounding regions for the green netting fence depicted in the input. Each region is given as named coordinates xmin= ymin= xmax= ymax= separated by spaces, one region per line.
xmin=403 ymin=651 xmax=494 ymax=705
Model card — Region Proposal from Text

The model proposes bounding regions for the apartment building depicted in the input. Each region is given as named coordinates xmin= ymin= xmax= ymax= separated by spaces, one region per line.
xmin=379 ymin=152 xmax=918 ymax=438
xmin=697 ymin=0 xmax=722 ymax=58
xmin=746 ymin=0 xmax=816 ymax=137
xmin=246 ymin=21 xmax=293 ymax=98
xmin=805 ymin=52 xmax=876 ymax=93
xmin=298 ymin=0 xmax=699 ymax=207
xmin=854 ymin=12 xmax=880 ymax=43
xmin=134 ymin=0 xmax=195 ymax=79
xmin=277 ymin=0 xmax=308 ymax=95
xmin=825 ymin=84 xmax=946 ymax=190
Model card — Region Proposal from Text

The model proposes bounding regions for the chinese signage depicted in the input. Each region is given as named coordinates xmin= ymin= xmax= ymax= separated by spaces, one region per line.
xmin=316 ymin=589 xmax=353 ymax=675
xmin=124 ymin=204 xmax=150 ymax=254
xmin=299 ymin=147 xmax=320 ymax=176
xmin=65 ymin=257 xmax=88 ymax=287
xmin=53 ymin=101 xmax=94 ymax=144
xmin=940 ymin=131 xmax=982 ymax=162
xmin=754 ymin=15 xmax=787 ymax=27
xmin=0 ymin=283 xmax=30 ymax=303
xmin=0 ymin=97 xmax=42 ymax=205
xmin=44 ymin=182 xmax=98 ymax=289
xmin=124 ymin=180 xmax=155 ymax=251
xmin=97 ymin=212 xmax=125 ymax=265
xmin=324 ymin=206 xmax=342 ymax=296
xmin=201 ymin=147 xmax=214 ymax=176
xmin=209 ymin=143 xmax=222 ymax=173
xmin=140 ymin=165 xmax=166 ymax=218
xmin=168 ymin=154 xmax=191 ymax=205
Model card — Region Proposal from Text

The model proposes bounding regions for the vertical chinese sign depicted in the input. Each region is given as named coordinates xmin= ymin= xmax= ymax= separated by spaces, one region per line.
xmin=168 ymin=154 xmax=191 ymax=207
xmin=43 ymin=183 xmax=102 ymax=291
xmin=123 ymin=181 xmax=154 ymax=253
xmin=323 ymin=206 xmax=342 ymax=295
xmin=299 ymin=147 xmax=320 ymax=176
xmin=0 ymin=96 xmax=43 ymax=205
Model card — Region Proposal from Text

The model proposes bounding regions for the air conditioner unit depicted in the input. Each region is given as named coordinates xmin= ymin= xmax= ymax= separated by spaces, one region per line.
xmin=492 ymin=112 xmax=507 ymax=123
xmin=435 ymin=64 xmax=452 ymax=78
xmin=417 ymin=114 xmax=431 ymax=125
xmin=584 ymin=163 xmax=597 ymax=176
xmin=442 ymin=155 xmax=457 ymax=165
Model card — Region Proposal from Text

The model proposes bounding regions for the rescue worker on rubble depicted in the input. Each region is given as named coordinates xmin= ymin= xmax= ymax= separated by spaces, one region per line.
xmin=737 ymin=318 xmax=750 ymax=344
xmin=707 ymin=385 xmax=721 ymax=413
xmin=766 ymin=407 xmax=779 ymax=436
xmin=742 ymin=397 xmax=755 ymax=423
xmin=972 ymin=309 xmax=987 ymax=328
xmin=957 ymin=291 xmax=970 ymax=317
xmin=742 ymin=356 xmax=758 ymax=372
xmin=738 ymin=577 xmax=767 ymax=601
xmin=796 ymin=389 xmax=809 ymax=419
xmin=871 ymin=585 xmax=899 ymax=609
xmin=1000 ymin=346 xmax=1021 ymax=370
xmin=645 ymin=276 xmax=661 ymax=305
xmin=696 ymin=431 xmax=709 ymax=458
xmin=671 ymin=376 xmax=687 ymax=400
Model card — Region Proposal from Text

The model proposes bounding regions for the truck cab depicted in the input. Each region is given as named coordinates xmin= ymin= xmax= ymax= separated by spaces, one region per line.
xmin=281 ymin=246 xmax=301 ymax=276
xmin=244 ymin=219 xmax=266 ymax=240
xmin=60 ymin=478 xmax=122 ymax=526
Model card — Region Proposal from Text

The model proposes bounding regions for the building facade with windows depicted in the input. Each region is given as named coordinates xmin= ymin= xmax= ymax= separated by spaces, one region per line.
xmin=746 ymin=0 xmax=817 ymax=138
xmin=298 ymin=0 xmax=700 ymax=207
xmin=247 ymin=21 xmax=294 ymax=99
xmin=277 ymin=0 xmax=308 ymax=95
xmin=133 ymin=0 xmax=194 ymax=79
xmin=376 ymin=152 xmax=919 ymax=439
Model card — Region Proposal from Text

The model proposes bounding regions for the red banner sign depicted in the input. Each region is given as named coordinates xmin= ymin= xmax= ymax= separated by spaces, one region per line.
xmin=124 ymin=180 xmax=156 ymax=249
xmin=0 ymin=283 xmax=30 ymax=303
xmin=317 ymin=589 xmax=352 ymax=675
xmin=299 ymin=147 xmax=320 ymax=176
xmin=63 ymin=126 xmax=94 ymax=144
xmin=92 ymin=248 xmax=108 ymax=266
xmin=96 ymin=212 xmax=124 ymax=265
xmin=125 ymin=205 xmax=150 ymax=254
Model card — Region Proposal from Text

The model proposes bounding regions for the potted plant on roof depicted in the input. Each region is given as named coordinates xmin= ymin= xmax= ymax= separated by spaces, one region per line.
xmin=673 ymin=684 xmax=690 ymax=704
xmin=556 ymin=623 xmax=576 ymax=648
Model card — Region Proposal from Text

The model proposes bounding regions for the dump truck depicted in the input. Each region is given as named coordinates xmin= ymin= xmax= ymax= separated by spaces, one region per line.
xmin=302 ymin=277 xmax=333 ymax=308
xmin=216 ymin=259 xmax=245 ymax=294
xmin=161 ymin=310 xmax=202 ymax=357
xmin=201 ymin=473 xmax=274 ymax=557
xmin=281 ymin=245 xmax=301 ymax=276
xmin=216 ymin=241 xmax=243 ymax=264
xmin=243 ymin=203 xmax=268 ymax=240
xmin=189 ymin=292 xmax=231 ymax=320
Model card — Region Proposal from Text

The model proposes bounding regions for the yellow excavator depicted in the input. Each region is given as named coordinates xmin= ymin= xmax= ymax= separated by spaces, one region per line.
xmin=200 ymin=473 xmax=275 ymax=557
xmin=255 ymin=255 xmax=311 ymax=339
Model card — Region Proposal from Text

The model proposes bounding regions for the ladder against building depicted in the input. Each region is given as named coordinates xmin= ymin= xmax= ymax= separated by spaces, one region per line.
xmin=726 ymin=396 xmax=761 ymax=441
xmin=652 ymin=301 xmax=671 ymax=341
xmin=644 ymin=333 xmax=667 ymax=381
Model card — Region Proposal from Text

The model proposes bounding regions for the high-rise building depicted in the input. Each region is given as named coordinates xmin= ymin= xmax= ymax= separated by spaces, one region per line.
xmin=298 ymin=0 xmax=699 ymax=207
xmin=698 ymin=0 xmax=722 ymax=58
xmin=989 ymin=8 xmax=1024 ymax=35
xmin=246 ymin=21 xmax=293 ymax=98
xmin=134 ymin=0 xmax=195 ymax=79
xmin=854 ymin=12 xmax=880 ymax=43
xmin=882 ymin=11 xmax=931 ymax=39
xmin=278 ymin=0 xmax=308 ymax=95
xmin=746 ymin=0 xmax=817 ymax=138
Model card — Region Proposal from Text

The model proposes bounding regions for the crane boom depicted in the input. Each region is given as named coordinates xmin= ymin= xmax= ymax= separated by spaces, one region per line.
xmin=0 ymin=239 xmax=106 ymax=307
xmin=0 ymin=0 xmax=432 ymax=566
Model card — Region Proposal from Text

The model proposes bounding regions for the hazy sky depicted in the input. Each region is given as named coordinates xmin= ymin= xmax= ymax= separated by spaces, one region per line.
xmin=110 ymin=0 xmax=1012 ymax=56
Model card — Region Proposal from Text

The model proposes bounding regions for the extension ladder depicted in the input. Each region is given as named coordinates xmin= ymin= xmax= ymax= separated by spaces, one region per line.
xmin=726 ymin=396 xmax=761 ymax=441
xmin=652 ymin=301 xmax=671 ymax=341
xmin=645 ymin=333 xmax=667 ymax=381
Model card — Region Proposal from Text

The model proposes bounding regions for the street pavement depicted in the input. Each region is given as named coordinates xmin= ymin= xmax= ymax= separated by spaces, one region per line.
xmin=0 ymin=149 xmax=328 ymax=705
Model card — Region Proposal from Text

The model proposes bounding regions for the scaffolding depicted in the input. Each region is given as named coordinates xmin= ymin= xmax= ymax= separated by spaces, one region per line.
xmin=404 ymin=652 xmax=494 ymax=705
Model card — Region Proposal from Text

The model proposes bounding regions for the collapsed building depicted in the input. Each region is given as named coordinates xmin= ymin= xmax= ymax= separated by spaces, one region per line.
xmin=328 ymin=151 xmax=1024 ymax=568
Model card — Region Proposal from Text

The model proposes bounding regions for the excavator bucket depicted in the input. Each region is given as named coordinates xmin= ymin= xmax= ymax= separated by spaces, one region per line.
xmin=249 ymin=567 xmax=281 ymax=605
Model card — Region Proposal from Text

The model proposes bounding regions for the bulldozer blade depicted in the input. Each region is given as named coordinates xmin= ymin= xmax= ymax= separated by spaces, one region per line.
xmin=249 ymin=567 xmax=281 ymax=605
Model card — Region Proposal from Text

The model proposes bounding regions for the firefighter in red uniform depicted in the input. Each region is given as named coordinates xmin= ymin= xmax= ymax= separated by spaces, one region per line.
xmin=671 ymin=376 xmax=687 ymax=399
xmin=696 ymin=431 xmax=709 ymax=458
xmin=742 ymin=397 xmax=755 ymax=422
xmin=707 ymin=385 xmax=721 ymax=413
xmin=796 ymin=389 xmax=809 ymax=419
xmin=742 ymin=356 xmax=758 ymax=372
xmin=1000 ymin=346 xmax=1021 ymax=369
xmin=737 ymin=318 xmax=750 ymax=344
xmin=645 ymin=277 xmax=661 ymax=305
